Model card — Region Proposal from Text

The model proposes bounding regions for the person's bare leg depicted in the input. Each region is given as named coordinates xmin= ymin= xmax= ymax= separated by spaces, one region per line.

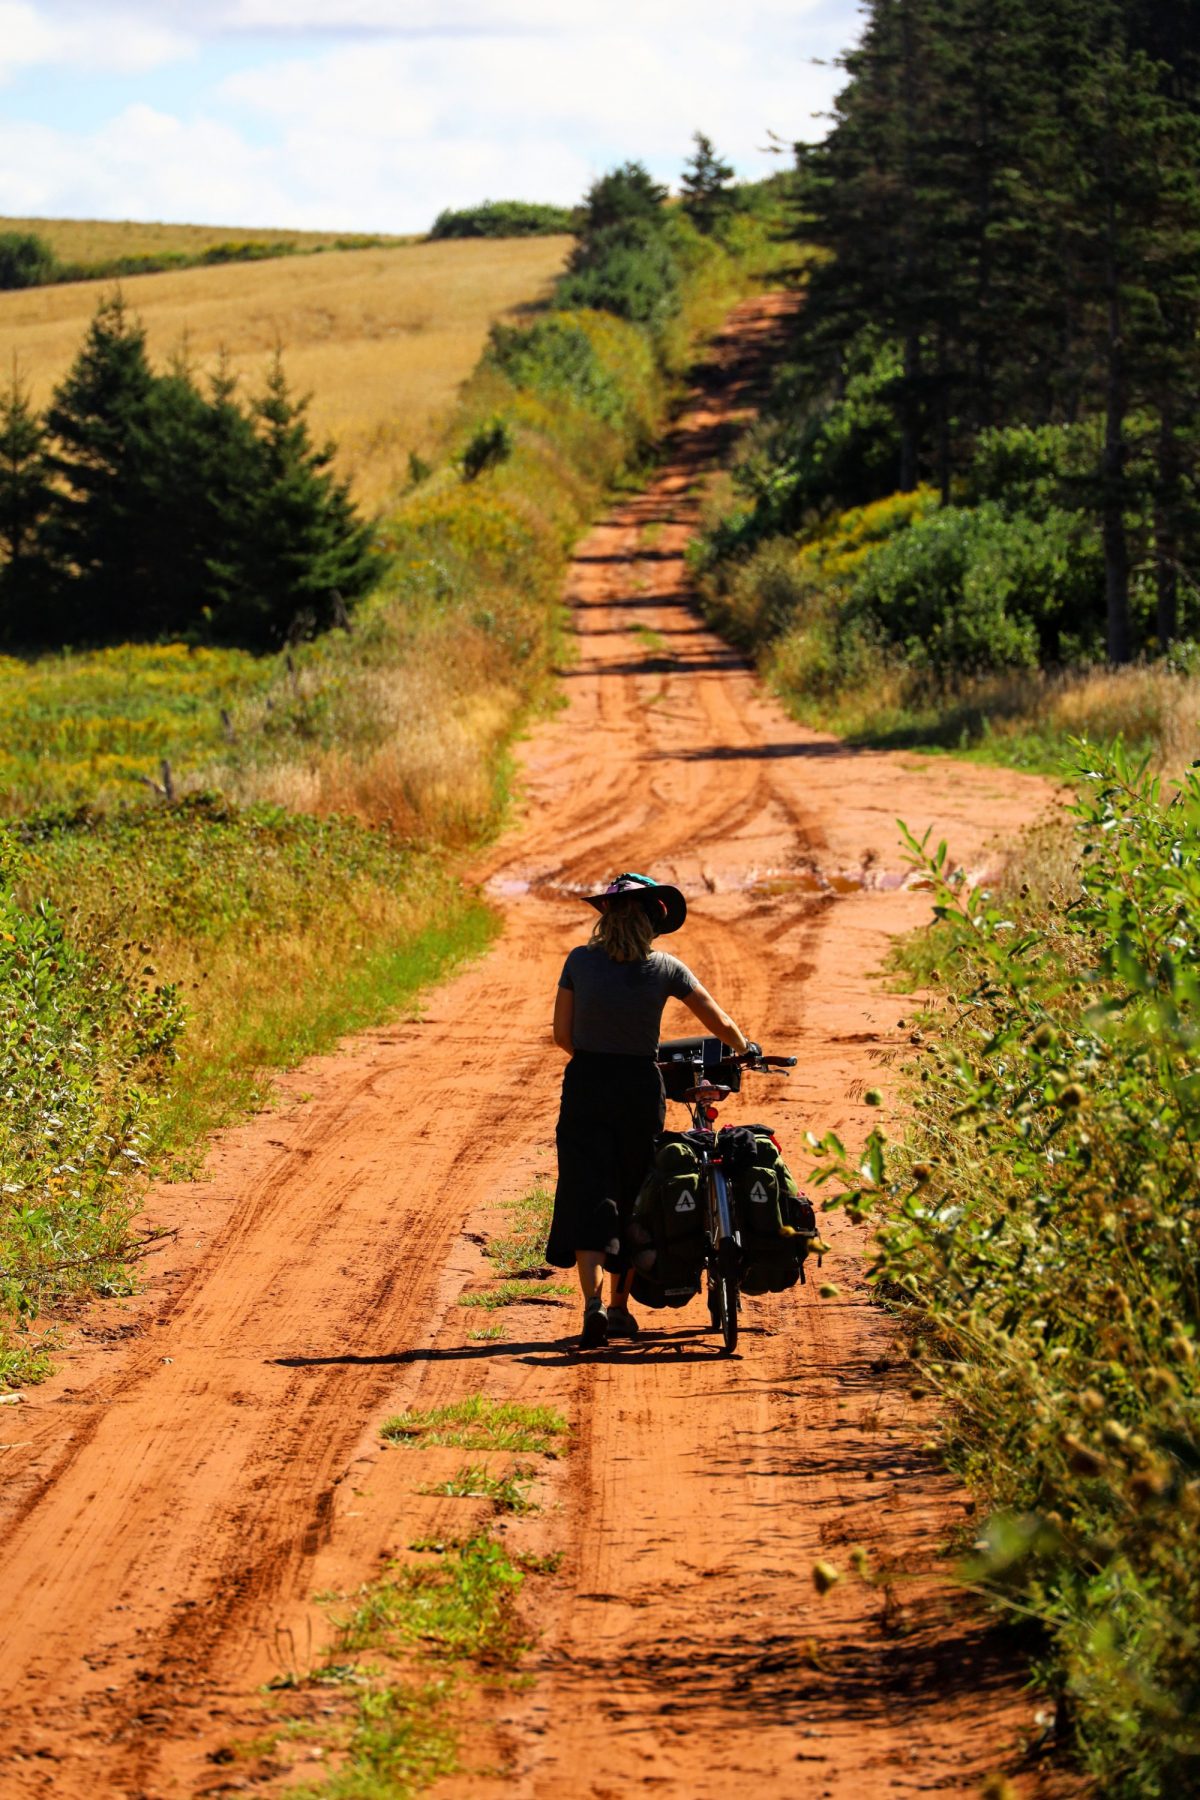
xmin=576 ymin=1250 xmax=605 ymax=1303
xmin=576 ymin=1250 xmax=608 ymax=1345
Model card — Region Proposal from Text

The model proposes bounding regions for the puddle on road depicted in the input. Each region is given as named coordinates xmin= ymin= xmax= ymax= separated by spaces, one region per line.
xmin=485 ymin=867 xmax=926 ymax=904
xmin=751 ymin=871 xmax=863 ymax=897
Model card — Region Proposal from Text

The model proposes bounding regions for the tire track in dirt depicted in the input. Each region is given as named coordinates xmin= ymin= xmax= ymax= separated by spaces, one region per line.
xmin=0 ymin=294 xmax=1070 ymax=1798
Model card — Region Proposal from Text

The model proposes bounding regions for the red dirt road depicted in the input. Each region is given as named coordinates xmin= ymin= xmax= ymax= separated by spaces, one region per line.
xmin=1 ymin=297 xmax=1065 ymax=1798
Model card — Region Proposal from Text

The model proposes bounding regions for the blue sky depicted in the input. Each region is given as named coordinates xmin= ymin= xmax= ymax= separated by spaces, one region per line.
xmin=0 ymin=2 xmax=863 ymax=232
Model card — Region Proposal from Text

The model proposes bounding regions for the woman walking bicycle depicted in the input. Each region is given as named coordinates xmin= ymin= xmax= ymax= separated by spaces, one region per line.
xmin=547 ymin=872 xmax=749 ymax=1347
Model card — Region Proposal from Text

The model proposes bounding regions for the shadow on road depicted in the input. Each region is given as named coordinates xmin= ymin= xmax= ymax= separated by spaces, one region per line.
xmin=271 ymin=1326 xmax=765 ymax=1371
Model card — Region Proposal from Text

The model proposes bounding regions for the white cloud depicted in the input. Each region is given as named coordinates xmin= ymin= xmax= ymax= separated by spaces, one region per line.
xmin=32 ymin=0 xmax=848 ymax=36
xmin=0 ymin=2 xmax=858 ymax=230
xmin=0 ymin=1 xmax=190 ymax=80
xmin=0 ymin=109 xmax=286 ymax=222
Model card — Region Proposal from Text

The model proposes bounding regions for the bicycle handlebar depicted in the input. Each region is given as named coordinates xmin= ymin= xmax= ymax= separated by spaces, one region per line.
xmin=739 ymin=1046 xmax=797 ymax=1072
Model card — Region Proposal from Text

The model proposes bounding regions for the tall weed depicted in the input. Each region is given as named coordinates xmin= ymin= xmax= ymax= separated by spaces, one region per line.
xmin=811 ymin=744 xmax=1200 ymax=1793
xmin=0 ymin=824 xmax=183 ymax=1377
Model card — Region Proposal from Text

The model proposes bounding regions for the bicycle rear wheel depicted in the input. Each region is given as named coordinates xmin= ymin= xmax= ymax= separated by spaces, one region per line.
xmin=716 ymin=1270 xmax=738 ymax=1354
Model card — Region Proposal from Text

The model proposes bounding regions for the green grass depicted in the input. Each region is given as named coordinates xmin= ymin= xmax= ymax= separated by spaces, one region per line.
xmin=457 ymin=1279 xmax=570 ymax=1311
xmin=339 ymin=1534 xmax=528 ymax=1664
xmin=290 ymin=1680 xmax=458 ymax=1800
xmin=0 ymin=643 xmax=276 ymax=815
xmin=0 ymin=804 xmax=499 ymax=1382
xmin=287 ymin=1535 xmax=530 ymax=1797
xmin=418 ymin=1462 xmax=539 ymax=1514
xmin=484 ymin=1182 xmax=554 ymax=1278
xmin=271 ymin=1393 xmax=572 ymax=1796
xmin=151 ymin=897 xmax=499 ymax=1167
xmin=467 ymin=1323 xmax=507 ymax=1342
xmin=18 ymin=802 xmax=501 ymax=1173
xmin=759 ymin=671 xmax=1132 ymax=778
xmin=381 ymin=1395 xmax=569 ymax=1455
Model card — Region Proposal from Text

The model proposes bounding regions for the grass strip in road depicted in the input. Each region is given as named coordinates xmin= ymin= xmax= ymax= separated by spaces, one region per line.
xmin=288 ymin=1679 xmax=459 ymax=1800
xmin=418 ymin=1462 xmax=539 ymax=1515
xmin=381 ymin=1395 xmax=568 ymax=1456
xmin=286 ymin=1535 xmax=535 ymax=1798
xmin=339 ymin=1533 xmax=529 ymax=1664
xmin=457 ymin=1279 xmax=571 ymax=1311
xmin=484 ymin=1182 xmax=554 ymax=1278
xmin=274 ymin=1469 xmax=559 ymax=1794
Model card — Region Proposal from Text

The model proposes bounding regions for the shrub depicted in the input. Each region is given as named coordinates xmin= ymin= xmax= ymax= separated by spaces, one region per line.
xmin=556 ymin=219 xmax=683 ymax=331
xmin=0 ymin=231 xmax=57 ymax=290
xmin=847 ymin=502 xmax=1103 ymax=673
xmin=720 ymin=334 xmax=904 ymax=553
xmin=698 ymin=491 xmax=936 ymax=658
xmin=428 ymin=200 xmax=573 ymax=239
xmin=459 ymin=416 xmax=514 ymax=482
xmin=966 ymin=421 xmax=1100 ymax=522
xmin=486 ymin=316 xmax=628 ymax=426
xmin=814 ymin=744 xmax=1200 ymax=1793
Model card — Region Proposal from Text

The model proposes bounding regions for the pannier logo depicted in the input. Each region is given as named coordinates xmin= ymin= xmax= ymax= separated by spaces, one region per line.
xmin=749 ymin=1181 xmax=770 ymax=1206
xmin=674 ymin=1190 xmax=697 ymax=1212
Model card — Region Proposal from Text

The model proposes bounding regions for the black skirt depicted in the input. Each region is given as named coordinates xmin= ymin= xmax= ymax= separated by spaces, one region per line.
xmin=546 ymin=1051 xmax=666 ymax=1271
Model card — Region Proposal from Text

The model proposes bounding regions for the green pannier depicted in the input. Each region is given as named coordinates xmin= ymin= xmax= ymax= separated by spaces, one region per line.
xmin=719 ymin=1123 xmax=818 ymax=1295
xmin=628 ymin=1131 xmax=706 ymax=1309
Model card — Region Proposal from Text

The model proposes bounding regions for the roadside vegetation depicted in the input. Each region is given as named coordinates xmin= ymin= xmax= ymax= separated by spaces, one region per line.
xmin=0 ymin=155 xmax=790 ymax=1384
xmin=0 ymin=220 xmax=400 ymax=289
xmin=813 ymin=743 xmax=1200 ymax=1793
xmin=428 ymin=200 xmax=573 ymax=239
xmin=695 ymin=1 xmax=1200 ymax=774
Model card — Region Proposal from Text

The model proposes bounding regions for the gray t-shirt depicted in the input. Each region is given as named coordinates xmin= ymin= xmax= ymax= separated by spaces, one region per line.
xmin=559 ymin=945 xmax=700 ymax=1057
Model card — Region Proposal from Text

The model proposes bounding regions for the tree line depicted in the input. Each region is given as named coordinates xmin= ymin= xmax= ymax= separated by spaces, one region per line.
xmin=749 ymin=0 xmax=1200 ymax=667
xmin=0 ymin=297 xmax=380 ymax=649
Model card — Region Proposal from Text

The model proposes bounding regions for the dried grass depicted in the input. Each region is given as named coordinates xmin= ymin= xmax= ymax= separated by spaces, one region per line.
xmin=771 ymin=643 xmax=1200 ymax=773
xmin=0 ymin=237 xmax=571 ymax=510
xmin=0 ymin=215 xmax=403 ymax=262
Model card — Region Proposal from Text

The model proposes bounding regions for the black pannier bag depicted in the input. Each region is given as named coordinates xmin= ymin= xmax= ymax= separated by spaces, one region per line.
xmin=657 ymin=1035 xmax=742 ymax=1103
xmin=627 ymin=1130 xmax=707 ymax=1308
xmin=718 ymin=1123 xmax=818 ymax=1294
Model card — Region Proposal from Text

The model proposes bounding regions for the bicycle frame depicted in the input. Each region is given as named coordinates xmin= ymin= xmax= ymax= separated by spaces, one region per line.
xmin=655 ymin=1036 xmax=796 ymax=1354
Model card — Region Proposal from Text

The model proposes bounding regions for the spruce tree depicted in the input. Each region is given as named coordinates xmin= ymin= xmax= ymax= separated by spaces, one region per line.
xmin=681 ymin=133 xmax=736 ymax=234
xmin=0 ymin=365 xmax=53 ymax=629
xmin=208 ymin=351 xmax=379 ymax=648
xmin=576 ymin=162 xmax=668 ymax=237
xmin=42 ymin=293 xmax=162 ymax=640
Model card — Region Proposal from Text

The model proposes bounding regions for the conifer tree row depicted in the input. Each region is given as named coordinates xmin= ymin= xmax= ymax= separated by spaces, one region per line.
xmin=775 ymin=0 xmax=1200 ymax=663
xmin=0 ymin=295 xmax=380 ymax=649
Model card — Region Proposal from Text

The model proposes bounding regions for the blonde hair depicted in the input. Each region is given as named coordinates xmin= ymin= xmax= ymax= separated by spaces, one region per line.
xmin=590 ymin=897 xmax=654 ymax=963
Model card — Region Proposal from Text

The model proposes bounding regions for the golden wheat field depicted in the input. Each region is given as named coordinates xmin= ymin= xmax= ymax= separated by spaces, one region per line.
xmin=0 ymin=236 xmax=571 ymax=510
xmin=0 ymin=215 xmax=407 ymax=262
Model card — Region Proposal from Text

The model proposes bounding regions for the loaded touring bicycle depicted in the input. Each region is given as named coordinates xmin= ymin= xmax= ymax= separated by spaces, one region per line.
xmin=628 ymin=1036 xmax=820 ymax=1353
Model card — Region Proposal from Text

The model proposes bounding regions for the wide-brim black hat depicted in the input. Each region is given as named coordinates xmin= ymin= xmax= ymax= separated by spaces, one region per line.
xmin=582 ymin=871 xmax=687 ymax=937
